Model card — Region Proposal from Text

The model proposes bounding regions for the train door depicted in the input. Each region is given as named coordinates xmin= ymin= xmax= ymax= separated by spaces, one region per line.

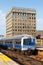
xmin=14 ymin=39 xmax=21 ymax=49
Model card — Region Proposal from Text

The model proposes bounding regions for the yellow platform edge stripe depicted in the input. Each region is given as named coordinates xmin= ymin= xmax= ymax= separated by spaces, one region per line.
xmin=0 ymin=53 xmax=11 ymax=61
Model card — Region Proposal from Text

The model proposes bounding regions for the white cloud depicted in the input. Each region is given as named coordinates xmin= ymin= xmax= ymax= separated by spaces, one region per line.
xmin=36 ymin=18 xmax=43 ymax=30
xmin=0 ymin=10 xmax=6 ymax=36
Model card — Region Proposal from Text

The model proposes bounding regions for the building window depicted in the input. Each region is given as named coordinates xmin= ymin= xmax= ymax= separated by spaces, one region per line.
xmin=13 ymin=12 xmax=14 ymax=15
xmin=32 ymin=17 xmax=33 ymax=19
xmin=15 ymin=23 xmax=17 ymax=25
xmin=15 ymin=29 xmax=17 ymax=31
xmin=23 ymin=26 xmax=24 ymax=28
xmin=29 ymin=17 xmax=31 ymax=19
xmin=34 ymin=17 xmax=36 ymax=19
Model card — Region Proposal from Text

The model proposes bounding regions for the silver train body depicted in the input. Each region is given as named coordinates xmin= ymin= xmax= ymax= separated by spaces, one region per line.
xmin=0 ymin=34 xmax=36 ymax=51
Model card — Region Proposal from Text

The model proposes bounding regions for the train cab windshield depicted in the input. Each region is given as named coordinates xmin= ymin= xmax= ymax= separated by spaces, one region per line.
xmin=23 ymin=38 xmax=35 ymax=46
xmin=23 ymin=38 xmax=31 ymax=45
xmin=31 ymin=38 xmax=35 ymax=45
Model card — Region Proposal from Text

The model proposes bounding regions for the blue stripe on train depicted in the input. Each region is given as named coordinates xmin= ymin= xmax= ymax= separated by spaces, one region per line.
xmin=3 ymin=43 xmax=13 ymax=47
xmin=3 ymin=43 xmax=35 ymax=49
xmin=3 ymin=43 xmax=21 ymax=49
xmin=14 ymin=44 xmax=21 ymax=49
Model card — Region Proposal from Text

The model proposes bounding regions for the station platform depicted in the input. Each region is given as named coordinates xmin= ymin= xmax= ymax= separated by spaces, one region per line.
xmin=36 ymin=46 xmax=43 ymax=56
xmin=0 ymin=52 xmax=19 ymax=65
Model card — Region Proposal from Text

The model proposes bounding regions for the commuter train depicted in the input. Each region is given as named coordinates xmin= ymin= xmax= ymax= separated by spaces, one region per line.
xmin=0 ymin=34 xmax=36 ymax=54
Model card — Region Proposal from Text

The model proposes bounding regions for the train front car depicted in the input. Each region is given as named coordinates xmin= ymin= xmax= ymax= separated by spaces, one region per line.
xmin=21 ymin=36 xmax=35 ymax=51
xmin=0 ymin=34 xmax=36 ymax=55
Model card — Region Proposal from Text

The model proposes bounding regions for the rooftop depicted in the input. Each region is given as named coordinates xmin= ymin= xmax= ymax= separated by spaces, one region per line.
xmin=6 ymin=7 xmax=36 ymax=17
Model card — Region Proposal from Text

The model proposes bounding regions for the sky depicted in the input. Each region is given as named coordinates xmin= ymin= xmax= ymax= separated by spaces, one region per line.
xmin=0 ymin=0 xmax=43 ymax=36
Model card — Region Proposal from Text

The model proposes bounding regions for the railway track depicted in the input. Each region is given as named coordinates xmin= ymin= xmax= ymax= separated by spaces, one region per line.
xmin=1 ymin=49 xmax=43 ymax=65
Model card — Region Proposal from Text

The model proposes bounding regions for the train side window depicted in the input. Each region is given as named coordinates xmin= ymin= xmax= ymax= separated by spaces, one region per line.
xmin=15 ymin=39 xmax=21 ymax=44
